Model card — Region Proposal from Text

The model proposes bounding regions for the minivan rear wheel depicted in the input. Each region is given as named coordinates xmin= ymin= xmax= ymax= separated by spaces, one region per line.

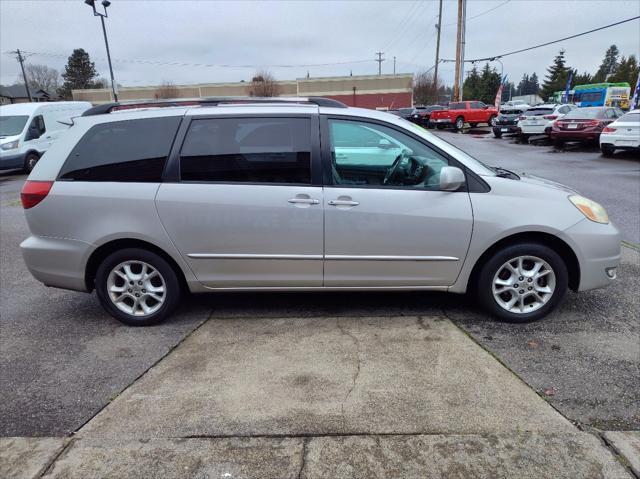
xmin=477 ymin=243 xmax=568 ymax=323
xmin=95 ymin=248 xmax=181 ymax=326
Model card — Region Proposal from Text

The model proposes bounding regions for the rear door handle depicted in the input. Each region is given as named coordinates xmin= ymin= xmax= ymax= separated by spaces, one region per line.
xmin=288 ymin=198 xmax=320 ymax=205
xmin=328 ymin=199 xmax=359 ymax=207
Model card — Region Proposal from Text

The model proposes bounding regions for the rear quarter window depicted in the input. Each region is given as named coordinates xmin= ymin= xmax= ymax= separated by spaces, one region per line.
xmin=58 ymin=117 xmax=181 ymax=182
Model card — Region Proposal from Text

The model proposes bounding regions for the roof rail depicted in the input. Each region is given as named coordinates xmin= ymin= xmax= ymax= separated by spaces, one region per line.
xmin=81 ymin=96 xmax=347 ymax=116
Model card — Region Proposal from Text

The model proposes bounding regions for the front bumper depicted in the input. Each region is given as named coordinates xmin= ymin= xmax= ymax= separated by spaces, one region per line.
xmin=21 ymin=235 xmax=93 ymax=292
xmin=558 ymin=218 xmax=621 ymax=291
xmin=494 ymin=124 xmax=518 ymax=133
xmin=0 ymin=150 xmax=25 ymax=170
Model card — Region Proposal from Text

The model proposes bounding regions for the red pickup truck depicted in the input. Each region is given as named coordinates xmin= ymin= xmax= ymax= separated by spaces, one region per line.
xmin=429 ymin=101 xmax=498 ymax=130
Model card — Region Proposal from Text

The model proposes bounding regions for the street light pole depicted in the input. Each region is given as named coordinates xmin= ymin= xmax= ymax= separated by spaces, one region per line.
xmin=85 ymin=0 xmax=118 ymax=102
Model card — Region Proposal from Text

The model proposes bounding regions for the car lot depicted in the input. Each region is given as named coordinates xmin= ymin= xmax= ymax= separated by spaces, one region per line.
xmin=0 ymin=131 xmax=638 ymax=476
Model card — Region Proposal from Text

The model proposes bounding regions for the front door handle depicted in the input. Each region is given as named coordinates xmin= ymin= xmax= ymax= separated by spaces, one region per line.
xmin=288 ymin=198 xmax=320 ymax=205
xmin=328 ymin=199 xmax=359 ymax=207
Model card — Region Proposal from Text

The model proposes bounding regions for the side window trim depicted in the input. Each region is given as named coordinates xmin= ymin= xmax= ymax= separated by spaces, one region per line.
xmin=319 ymin=114 xmax=489 ymax=193
xmin=169 ymin=114 xmax=320 ymax=186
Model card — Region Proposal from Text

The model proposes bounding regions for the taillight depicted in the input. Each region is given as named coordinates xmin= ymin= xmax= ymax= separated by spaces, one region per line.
xmin=602 ymin=126 xmax=617 ymax=133
xmin=585 ymin=120 xmax=600 ymax=127
xmin=20 ymin=180 xmax=53 ymax=209
xmin=543 ymin=115 xmax=558 ymax=120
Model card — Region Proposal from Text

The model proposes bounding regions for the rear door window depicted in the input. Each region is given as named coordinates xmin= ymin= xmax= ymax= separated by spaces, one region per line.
xmin=59 ymin=117 xmax=181 ymax=182
xmin=179 ymin=117 xmax=312 ymax=184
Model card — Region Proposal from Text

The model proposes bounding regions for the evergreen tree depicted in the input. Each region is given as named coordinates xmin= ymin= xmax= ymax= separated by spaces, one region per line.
xmin=573 ymin=70 xmax=593 ymax=86
xmin=608 ymin=55 xmax=639 ymax=85
xmin=58 ymin=49 xmax=99 ymax=100
xmin=529 ymin=73 xmax=540 ymax=94
xmin=593 ymin=45 xmax=620 ymax=82
xmin=462 ymin=66 xmax=481 ymax=100
xmin=541 ymin=50 xmax=571 ymax=101
xmin=479 ymin=63 xmax=501 ymax=104
xmin=516 ymin=74 xmax=529 ymax=96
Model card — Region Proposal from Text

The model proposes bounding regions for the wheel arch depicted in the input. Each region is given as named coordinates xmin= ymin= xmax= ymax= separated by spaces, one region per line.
xmin=467 ymin=231 xmax=580 ymax=293
xmin=85 ymin=238 xmax=189 ymax=292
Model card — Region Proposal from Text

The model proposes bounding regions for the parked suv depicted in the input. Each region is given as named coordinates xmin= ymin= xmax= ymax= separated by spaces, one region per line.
xmin=493 ymin=106 xmax=530 ymax=138
xmin=517 ymin=103 xmax=576 ymax=139
xmin=21 ymin=97 xmax=620 ymax=326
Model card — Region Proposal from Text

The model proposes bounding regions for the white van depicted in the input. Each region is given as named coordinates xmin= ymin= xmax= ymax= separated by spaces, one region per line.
xmin=0 ymin=101 xmax=92 ymax=172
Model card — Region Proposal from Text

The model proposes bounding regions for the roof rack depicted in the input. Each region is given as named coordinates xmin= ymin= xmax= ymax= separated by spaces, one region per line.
xmin=81 ymin=96 xmax=348 ymax=116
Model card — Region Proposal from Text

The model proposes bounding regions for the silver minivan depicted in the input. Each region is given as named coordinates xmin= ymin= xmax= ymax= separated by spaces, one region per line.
xmin=20 ymin=97 xmax=621 ymax=325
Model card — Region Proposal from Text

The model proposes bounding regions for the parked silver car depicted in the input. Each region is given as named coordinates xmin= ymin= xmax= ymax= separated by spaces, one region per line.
xmin=20 ymin=97 xmax=621 ymax=325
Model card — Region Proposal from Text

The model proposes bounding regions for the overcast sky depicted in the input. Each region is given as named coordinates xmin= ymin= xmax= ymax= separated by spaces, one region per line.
xmin=1 ymin=0 xmax=639 ymax=90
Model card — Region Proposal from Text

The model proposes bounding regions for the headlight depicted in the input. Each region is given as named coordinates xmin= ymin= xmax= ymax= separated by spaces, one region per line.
xmin=569 ymin=195 xmax=609 ymax=224
xmin=1 ymin=140 xmax=19 ymax=151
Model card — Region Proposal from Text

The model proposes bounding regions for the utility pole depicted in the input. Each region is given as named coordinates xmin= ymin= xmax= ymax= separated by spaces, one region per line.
xmin=453 ymin=0 xmax=463 ymax=101
xmin=12 ymin=49 xmax=32 ymax=102
xmin=432 ymin=0 xmax=443 ymax=104
xmin=459 ymin=0 xmax=467 ymax=100
xmin=393 ymin=56 xmax=396 ymax=75
xmin=375 ymin=52 xmax=385 ymax=75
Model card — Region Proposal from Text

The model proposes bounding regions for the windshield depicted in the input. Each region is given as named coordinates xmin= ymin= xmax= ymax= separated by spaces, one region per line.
xmin=563 ymin=107 xmax=604 ymax=119
xmin=524 ymin=108 xmax=553 ymax=116
xmin=0 ymin=115 xmax=29 ymax=137
xmin=500 ymin=109 xmax=523 ymax=115
xmin=407 ymin=123 xmax=495 ymax=176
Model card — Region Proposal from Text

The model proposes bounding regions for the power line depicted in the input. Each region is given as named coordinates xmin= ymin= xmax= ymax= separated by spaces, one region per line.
xmin=4 ymin=50 xmax=377 ymax=69
xmin=443 ymin=0 xmax=510 ymax=26
xmin=442 ymin=15 xmax=640 ymax=63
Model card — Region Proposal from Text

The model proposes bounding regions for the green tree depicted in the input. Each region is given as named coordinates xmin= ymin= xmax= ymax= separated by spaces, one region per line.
xmin=593 ymin=45 xmax=620 ymax=82
xmin=462 ymin=65 xmax=481 ymax=100
xmin=573 ymin=70 xmax=593 ymax=86
xmin=529 ymin=73 xmax=540 ymax=94
xmin=608 ymin=55 xmax=639 ymax=85
xmin=58 ymin=49 xmax=99 ymax=100
xmin=540 ymin=50 xmax=571 ymax=101
xmin=478 ymin=63 xmax=501 ymax=104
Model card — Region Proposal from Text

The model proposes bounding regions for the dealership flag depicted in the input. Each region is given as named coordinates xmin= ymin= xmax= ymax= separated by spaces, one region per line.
xmin=562 ymin=70 xmax=573 ymax=103
xmin=494 ymin=75 xmax=507 ymax=110
xmin=631 ymin=73 xmax=640 ymax=110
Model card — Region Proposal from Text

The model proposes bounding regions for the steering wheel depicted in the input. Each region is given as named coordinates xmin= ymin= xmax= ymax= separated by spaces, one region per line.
xmin=383 ymin=154 xmax=404 ymax=185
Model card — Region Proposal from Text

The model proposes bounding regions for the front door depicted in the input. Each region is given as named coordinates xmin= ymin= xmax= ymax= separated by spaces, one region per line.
xmin=323 ymin=117 xmax=473 ymax=287
xmin=156 ymin=115 xmax=324 ymax=288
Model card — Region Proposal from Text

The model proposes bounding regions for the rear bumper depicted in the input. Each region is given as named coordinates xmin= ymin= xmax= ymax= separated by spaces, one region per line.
xmin=599 ymin=134 xmax=640 ymax=149
xmin=519 ymin=123 xmax=550 ymax=135
xmin=21 ymin=235 xmax=92 ymax=292
xmin=550 ymin=130 xmax=601 ymax=141
xmin=0 ymin=151 xmax=25 ymax=170
xmin=558 ymin=219 xmax=621 ymax=291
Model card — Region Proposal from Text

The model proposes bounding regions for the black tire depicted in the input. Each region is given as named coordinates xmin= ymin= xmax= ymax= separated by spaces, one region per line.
xmin=455 ymin=116 xmax=465 ymax=130
xmin=24 ymin=152 xmax=39 ymax=173
xmin=436 ymin=124 xmax=445 ymax=130
xmin=487 ymin=115 xmax=497 ymax=127
xmin=476 ymin=242 xmax=568 ymax=323
xmin=469 ymin=122 xmax=478 ymax=128
xmin=601 ymin=144 xmax=615 ymax=157
xmin=95 ymin=248 xmax=181 ymax=326
xmin=493 ymin=128 xmax=502 ymax=138
xmin=553 ymin=138 xmax=565 ymax=148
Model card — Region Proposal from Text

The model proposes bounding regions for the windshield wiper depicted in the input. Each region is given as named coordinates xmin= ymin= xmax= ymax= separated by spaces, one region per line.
xmin=492 ymin=166 xmax=520 ymax=180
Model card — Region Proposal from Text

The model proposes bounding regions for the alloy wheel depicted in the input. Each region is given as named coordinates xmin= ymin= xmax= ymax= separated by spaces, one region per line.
xmin=106 ymin=260 xmax=166 ymax=316
xmin=491 ymin=255 xmax=556 ymax=314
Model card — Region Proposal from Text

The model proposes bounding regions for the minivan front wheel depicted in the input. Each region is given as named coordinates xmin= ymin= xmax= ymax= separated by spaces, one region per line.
xmin=477 ymin=243 xmax=568 ymax=322
xmin=24 ymin=153 xmax=39 ymax=173
xmin=95 ymin=248 xmax=181 ymax=326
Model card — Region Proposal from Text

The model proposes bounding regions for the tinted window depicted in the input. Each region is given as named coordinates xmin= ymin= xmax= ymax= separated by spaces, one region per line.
xmin=329 ymin=119 xmax=450 ymax=189
xmin=180 ymin=117 xmax=311 ymax=184
xmin=563 ymin=107 xmax=604 ymax=119
xmin=524 ymin=108 xmax=554 ymax=116
xmin=59 ymin=117 xmax=180 ymax=182
xmin=448 ymin=102 xmax=466 ymax=110
xmin=470 ymin=101 xmax=483 ymax=109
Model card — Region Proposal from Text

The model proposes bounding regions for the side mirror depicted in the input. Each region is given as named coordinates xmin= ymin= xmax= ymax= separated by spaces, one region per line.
xmin=483 ymin=105 xmax=489 ymax=110
xmin=439 ymin=166 xmax=466 ymax=191
xmin=378 ymin=138 xmax=393 ymax=149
